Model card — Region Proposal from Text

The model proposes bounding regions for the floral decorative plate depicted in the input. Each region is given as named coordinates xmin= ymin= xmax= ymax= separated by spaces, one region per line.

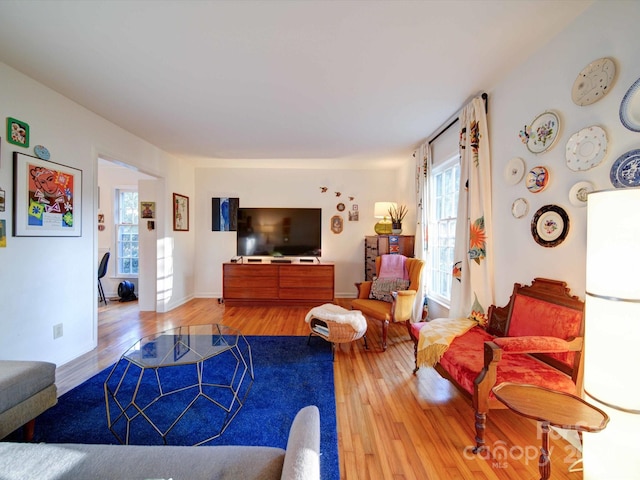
xmin=526 ymin=166 xmax=549 ymax=193
xmin=511 ymin=198 xmax=529 ymax=219
xmin=571 ymin=57 xmax=616 ymax=106
xmin=620 ymin=77 xmax=640 ymax=132
xmin=565 ymin=126 xmax=607 ymax=171
xmin=568 ymin=181 xmax=594 ymax=207
xmin=531 ymin=205 xmax=570 ymax=248
xmin=504 ymin=157 xmax=526 ymax=185
xmin=610 ymin=149 xmax=640 ymax=188
xmin=519 ymin=111 xmax=560 ymax=154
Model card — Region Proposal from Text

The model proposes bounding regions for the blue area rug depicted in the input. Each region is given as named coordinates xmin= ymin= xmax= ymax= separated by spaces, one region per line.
xmin=33 ymin=335 xmax=338 ymax=480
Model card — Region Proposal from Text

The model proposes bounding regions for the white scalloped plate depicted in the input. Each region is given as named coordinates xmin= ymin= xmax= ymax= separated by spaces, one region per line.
xmin=565 ymin=126 xmax=607 ymax=171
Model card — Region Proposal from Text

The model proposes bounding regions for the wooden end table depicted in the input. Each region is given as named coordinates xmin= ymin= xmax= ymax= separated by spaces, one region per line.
xmin=492 ymin=382 xmax=609 ymax=480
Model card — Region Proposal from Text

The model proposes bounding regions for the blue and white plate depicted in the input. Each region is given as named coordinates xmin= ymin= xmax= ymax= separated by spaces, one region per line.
xmin=610 ymin=149 xmax=640 ymax=188
xmin=620 ymin=77 xmax=640 ymax=132
xmin=34 ymin=144 xmax=50 ymax=160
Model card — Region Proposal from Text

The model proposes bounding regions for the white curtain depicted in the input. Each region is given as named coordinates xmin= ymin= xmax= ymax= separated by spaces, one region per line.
xmin=449 ymin=96 xmax=494 ymax=324
xmin=412 ymin=142 xmax=429 ymax=322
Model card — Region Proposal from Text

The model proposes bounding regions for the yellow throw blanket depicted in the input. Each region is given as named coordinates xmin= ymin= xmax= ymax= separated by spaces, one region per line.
xmin=417 ymin=317 xmax=476 ymax=368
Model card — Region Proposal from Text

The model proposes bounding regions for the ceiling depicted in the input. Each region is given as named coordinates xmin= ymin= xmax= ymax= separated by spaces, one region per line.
xmin=0 ymin=1 xmax=593 ymax=167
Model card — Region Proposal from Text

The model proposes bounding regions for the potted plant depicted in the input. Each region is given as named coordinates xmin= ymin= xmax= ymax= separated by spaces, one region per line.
xmin=388 ymin=204 xmax=407 ymax=234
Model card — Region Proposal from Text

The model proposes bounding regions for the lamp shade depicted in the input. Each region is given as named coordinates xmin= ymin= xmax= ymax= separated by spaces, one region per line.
xmin=584 ymin=188 xmax=640 ymax=479
xmin=374 ymin=202 xmax=396 ymax=219
xmin=585 ymin=189 xmax=640 ymax=411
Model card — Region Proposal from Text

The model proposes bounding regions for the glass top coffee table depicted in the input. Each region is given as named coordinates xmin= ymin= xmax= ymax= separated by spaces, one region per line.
xmin=104 ymin=324 xmax=253 ymax=445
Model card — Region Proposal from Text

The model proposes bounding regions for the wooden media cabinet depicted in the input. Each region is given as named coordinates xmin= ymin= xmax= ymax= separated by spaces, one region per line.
xmin=223 ymin=260 xmax=334 ymax=306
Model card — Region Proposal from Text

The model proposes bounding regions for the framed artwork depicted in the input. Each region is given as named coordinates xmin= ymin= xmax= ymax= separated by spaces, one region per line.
xmin=141 ymin=201 xmax=155 ymax=219
xmin=330 ymin=215 xmax=343 ymax=234
xmin=173 ymin=193 xmax=189 ymax=231
xmin=212 ymin=197 xmax=239 ymax=231
xmin=13 ymin=152 xmax=82 ymax=237
xmin=0 ymin=188 xmax=5 ymax=212
xmin=0 ymin=220 xmax=6 ymax=248
xmin=7 ymin=118 xmax=29 ymax=147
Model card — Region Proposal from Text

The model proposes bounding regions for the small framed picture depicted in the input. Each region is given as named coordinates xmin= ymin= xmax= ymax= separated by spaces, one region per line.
xmin=7 ymin=118 xmax=29 ymax=148
xmin=330 ymin=215 xmax=343 ymax=234
xmin=173 ymin=193 xmax=189 ymax=231
xmin=0 ymin=188 xmax=5 ymax=212
xmin=141 ymin=201 xmax=155 ymax=219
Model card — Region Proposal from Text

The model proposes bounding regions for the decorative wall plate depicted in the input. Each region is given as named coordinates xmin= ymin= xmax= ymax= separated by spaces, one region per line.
xmin=526 ymin=166 xmax=549 ymax=193
xmin=610 ymin=149 xmax=640 ymax=188
xmin=336 ymin=202 xmax=345 ymax=212
xmin=511 ymin=198 xmax=529 ymax=219
xmin=531 ymin=205 xmax=570 ymax=248
xmin=565 ymin=126 xmax=607 ymax=171
xmin=504 ymin=157 xmax=526 ymax=185
xmin=522 ymin=111 xmax=560 ymax=154
xmin=571 ymin=57 xmax=616 ymax=106
xmin=619 ymin=77 xmax=640 ymax=132
xmin=569 ymin=181 xmax=594 ymax=207
xmin=34 ymin=145 xmax=50 ymax=160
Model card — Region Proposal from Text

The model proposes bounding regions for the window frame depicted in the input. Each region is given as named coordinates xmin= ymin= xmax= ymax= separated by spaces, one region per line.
xmin=427 ymin=154 xmax=460 ymax=307
xmin=115 ymin=188 xmax=139 ymax=278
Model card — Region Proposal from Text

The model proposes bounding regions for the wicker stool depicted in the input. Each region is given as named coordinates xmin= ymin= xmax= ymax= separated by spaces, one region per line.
xmin=305 ymin=304 xmax=368 ymax=356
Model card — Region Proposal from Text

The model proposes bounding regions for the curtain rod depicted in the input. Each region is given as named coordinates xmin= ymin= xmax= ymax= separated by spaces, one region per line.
xmin=427 ymin=92 xmax=488 ymax=146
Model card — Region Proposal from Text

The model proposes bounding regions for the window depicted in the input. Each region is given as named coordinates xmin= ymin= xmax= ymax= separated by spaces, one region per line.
xmin=428 ymin=156 xmax=460 ymax=304
xmin=115 ymin=189 xmax=139 ymax=276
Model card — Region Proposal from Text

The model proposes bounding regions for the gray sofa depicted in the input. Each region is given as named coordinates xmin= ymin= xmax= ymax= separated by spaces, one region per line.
xmin=0 ymin=360 xmax=57 ymax=441
xmin=0 ymin=405 xmax=321 ymax=480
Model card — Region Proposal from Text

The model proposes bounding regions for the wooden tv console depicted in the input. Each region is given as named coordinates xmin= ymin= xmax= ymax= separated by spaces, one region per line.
xmin=222 ymin=259 xmax=334 ymax=306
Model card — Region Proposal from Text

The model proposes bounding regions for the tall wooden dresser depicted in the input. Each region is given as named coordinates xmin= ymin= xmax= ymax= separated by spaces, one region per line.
xmin=364 ymin=235 xmax=415 ymax=280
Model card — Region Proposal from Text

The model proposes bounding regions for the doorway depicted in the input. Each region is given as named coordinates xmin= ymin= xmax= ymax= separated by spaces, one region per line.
xmin=97 ymin=157 xmax=160 ymax=312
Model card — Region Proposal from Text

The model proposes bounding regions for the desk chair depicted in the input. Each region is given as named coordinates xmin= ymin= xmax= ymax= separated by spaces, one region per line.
xmin=98 ymin=251 xmax=110 ymax=304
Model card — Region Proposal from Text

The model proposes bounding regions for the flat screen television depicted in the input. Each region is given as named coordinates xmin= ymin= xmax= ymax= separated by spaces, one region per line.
xmin=236 ymin=207 xmax=322 ymax=257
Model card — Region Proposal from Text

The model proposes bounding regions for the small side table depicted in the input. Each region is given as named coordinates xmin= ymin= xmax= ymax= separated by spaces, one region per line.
xmin=492 ymin=382 xmax=609 ymax=480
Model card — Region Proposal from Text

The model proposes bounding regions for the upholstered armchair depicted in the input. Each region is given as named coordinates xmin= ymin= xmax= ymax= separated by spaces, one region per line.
xmin=351 ymin=256 xmax=425 ymax=350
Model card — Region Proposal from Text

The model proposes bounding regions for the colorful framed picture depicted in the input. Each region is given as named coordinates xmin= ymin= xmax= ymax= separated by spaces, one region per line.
xmin=7 ymin=117 xmax=29 ymax=148
xmin=13 ymin=152 xmax=82 ymax=237
xmin=173 ymin=193 xmax=189 ymax=231
xmin=141 ymin=201 xmax=155 ymax=219
xmin=0 ymin=220 xmax=6 ymax=248
xmin=212 ymin=197 xmax=239 ymax=231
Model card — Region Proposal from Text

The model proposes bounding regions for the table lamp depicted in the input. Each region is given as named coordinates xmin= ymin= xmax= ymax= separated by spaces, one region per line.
xmin=374 ymin=202 xmax=396 ymax=235
xmin=583 ymin=188 xmax=640 ymax=478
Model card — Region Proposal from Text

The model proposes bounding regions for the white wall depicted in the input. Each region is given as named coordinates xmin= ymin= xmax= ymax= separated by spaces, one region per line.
xmin=193 ymin=166 xmax=413 ymax=298
xmin=1 ymin=0 xmax=636 ymax=367
xmin=489 ymin=0 xmax=640 ymax=305
xmin=0 ymin=62 xmax=195 ymax=365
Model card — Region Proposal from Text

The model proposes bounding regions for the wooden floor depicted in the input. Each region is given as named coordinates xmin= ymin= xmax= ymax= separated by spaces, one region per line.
xmin=54 ymin=298 xmax=585 ymax=480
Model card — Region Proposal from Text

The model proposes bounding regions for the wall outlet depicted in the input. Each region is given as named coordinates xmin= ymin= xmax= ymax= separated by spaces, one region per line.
xmin=53 ymin=323 xmax=63 ymax=339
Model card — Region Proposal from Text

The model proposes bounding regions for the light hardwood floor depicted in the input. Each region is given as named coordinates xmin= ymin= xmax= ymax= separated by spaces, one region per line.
xmin=54 ymin=298 xmax=585 ymax=480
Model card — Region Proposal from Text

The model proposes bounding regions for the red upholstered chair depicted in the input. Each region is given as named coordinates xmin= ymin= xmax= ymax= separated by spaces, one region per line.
xmin=351 ymin=256 xmax=424 ymax=350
